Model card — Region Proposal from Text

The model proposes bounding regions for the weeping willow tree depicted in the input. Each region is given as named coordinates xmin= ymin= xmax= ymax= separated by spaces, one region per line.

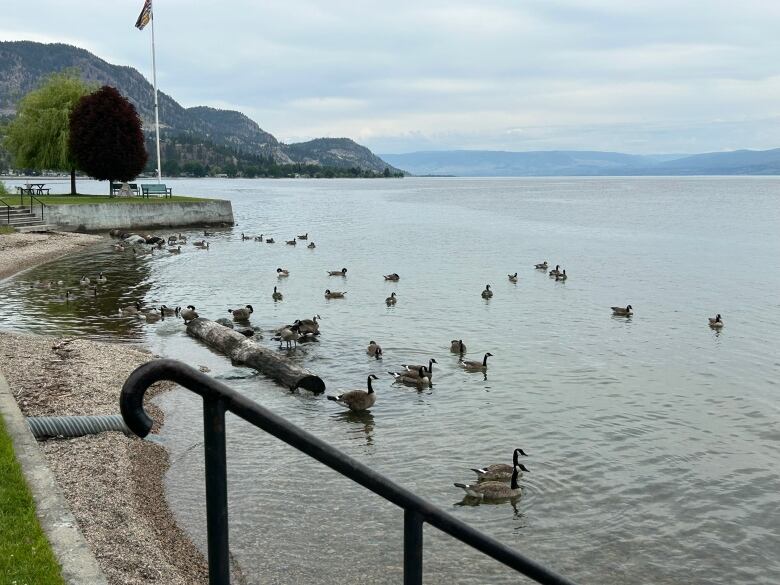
xmin=4 ymin=72 xmax=93 ymax=195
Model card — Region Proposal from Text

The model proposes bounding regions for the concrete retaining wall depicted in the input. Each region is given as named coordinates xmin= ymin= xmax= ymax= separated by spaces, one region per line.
xmin=45 ymin=199 xmax=234 ymax=231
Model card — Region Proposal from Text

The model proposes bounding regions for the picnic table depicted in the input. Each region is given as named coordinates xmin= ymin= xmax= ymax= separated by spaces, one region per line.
xmin=16 ymin=183 xmax=50 ymax=195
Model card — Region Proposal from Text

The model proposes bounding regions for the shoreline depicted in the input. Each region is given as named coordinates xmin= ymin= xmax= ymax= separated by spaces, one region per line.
xmin=0 ymin=237 xmax=218 ymax=584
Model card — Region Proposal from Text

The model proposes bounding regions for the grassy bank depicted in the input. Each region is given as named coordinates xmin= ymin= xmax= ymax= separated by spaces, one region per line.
xmin=0 ymin=226 xmax=15 ymax=235
xmin=0 ymin=414 xmax=64 ymax=584
xmin=26 ymin=194 xmax=207 ymax=205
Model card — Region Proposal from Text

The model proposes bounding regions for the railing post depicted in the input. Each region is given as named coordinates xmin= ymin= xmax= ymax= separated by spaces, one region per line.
xmin=404 ymin=509 xmax=423 ymax=585
xmin=203 ymin=397 xmax=230 ymax=585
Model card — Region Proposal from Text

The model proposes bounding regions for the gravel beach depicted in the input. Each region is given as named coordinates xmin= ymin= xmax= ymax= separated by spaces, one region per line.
xmin=0 ymin=231 xmax=103 ymax=280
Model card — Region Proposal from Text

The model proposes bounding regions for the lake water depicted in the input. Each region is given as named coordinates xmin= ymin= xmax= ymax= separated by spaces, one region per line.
xmin=1 ymin=176 xmax=779 ymax=584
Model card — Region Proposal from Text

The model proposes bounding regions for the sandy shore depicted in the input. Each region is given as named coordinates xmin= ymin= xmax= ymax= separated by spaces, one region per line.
xmin=0 ymin=231 xmax=103 ymax=280
xmin=0 ymin=332 xmax=211 ymax=585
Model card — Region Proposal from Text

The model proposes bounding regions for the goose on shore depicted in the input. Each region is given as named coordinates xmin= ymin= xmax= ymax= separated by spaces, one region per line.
xmin=325 ymin=289 xmax=346 ymax=299
xmin=450 ymin=339 xmax=466 ymax=354
xmin=307 ymin=242 xmax=316 ymax=249
xmin=388 ymin=367 xmax=430 ymax=388
xmin=328 ymin=268 xmax=348 ymax=276
xmin=272 ymin=286 xmax=283 ymax=301
xmin=401 ymin=359 xmax=437 ymax=379
xmin=471 ymin=448 xmax=529 ymax=482
xmin=297 ymin=233 xmax=308 ymax=240
xmin=709 ymin=314 xmax=724 ymax=328
xmin=508 ymin=273 xmax=518 ymax=282
xmin=327 ymin=374 xmax=378 ymax=411
xmin=535 ymin=261 xmax=548 ymax=270
xmin=367 ymin=341 xmax=383 ymax=359
xmin=481 ymin=284 xmax=493 ymax=298
xmin=229 ymin=305 xmax=254 ymax=320
xmin=96 ymin=272 xmax=107 ymax=284
xmin=460 ymin=352 xmax=493 ymax=371
xmin=385 ymin=292 xmax=397 ymax=305
xmin=454 ymin=464 xmax=528 ymax=500
xmin=276 ymin=268 xmax=290 ymax=277
xmin=549 ymin=265 xmax=561 ymax=276
xmin=611 ymin=305 xmax=633 ymax=316
xmin=383 ymin=273 xmax=400 ymax=281
xmin=180 ymin=305 xmax=199 ymax=322
xmin=119 ymin=301 xmax=142 ymax=315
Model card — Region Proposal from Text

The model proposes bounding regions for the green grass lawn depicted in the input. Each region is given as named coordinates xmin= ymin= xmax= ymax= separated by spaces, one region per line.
xmin=0 ymin=226 xmax=15 ymax=235
xmin=0 ymin=415 xmax=64 ymax=584
xmin=32 ymin=194 xmax=207 ymax=205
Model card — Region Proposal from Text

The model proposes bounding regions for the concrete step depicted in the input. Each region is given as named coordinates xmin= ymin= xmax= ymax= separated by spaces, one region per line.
xmin=15 ymin=224 xmax=54 ymax=233
xmin=5 ymin=219 xmax=44 ymax=227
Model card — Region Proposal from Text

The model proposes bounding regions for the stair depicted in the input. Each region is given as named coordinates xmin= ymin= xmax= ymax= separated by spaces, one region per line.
xmin=1 ymin=206 xmax=47 ymax=230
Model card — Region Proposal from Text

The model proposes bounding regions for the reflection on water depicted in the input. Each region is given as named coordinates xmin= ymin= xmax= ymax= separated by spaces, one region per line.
xmin=1 ymin=177 xmax=780 ymax=584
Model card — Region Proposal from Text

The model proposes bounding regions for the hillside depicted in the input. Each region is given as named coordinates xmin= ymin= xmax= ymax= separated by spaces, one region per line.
xmin=0 ymin=41 xmax=401 ymax=175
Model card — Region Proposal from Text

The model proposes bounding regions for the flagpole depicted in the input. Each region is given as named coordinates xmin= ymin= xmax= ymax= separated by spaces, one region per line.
xmin=150 ymin=5 xmax=162 ymax=183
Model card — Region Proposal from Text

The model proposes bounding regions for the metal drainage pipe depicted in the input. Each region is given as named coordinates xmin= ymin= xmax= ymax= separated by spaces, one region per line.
xmin=26 ymin=415 xmax=130 ymax=440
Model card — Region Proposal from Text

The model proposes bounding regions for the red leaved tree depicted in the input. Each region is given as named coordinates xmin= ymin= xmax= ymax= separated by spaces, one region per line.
xmin=69 ymin=86 xmax=148 ymax=186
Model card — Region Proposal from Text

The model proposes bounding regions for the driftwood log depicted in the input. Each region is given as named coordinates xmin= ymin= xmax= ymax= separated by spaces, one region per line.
xmin=186 ymin=318 xmax=325 ymax=393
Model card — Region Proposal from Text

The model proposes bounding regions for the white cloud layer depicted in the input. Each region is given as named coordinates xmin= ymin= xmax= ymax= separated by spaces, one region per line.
xmin=3 ymin=0 xmax=780 ymax=153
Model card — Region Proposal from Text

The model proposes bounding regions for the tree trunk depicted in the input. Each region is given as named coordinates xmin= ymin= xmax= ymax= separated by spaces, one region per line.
xmin=70 ymin=168 xmax=76 ymax=195
xmin=186 ymin=318 xmax=325 ymax=393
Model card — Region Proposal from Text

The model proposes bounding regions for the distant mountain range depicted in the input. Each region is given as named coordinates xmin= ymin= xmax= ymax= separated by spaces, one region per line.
xmin=379 ymin=148 xmax=780 ymax=177
xmin=0 ymin=41 xmax=400 ymax=176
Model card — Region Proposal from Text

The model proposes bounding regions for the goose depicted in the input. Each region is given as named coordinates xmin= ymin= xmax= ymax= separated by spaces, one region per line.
xmin=286 ymin=238 xmax=297 ymax=246
xmin=193 ymin=240 xmax=209 ymax=248
xmin=113 ymin=244 xmax=125 ymax=252
xmin=460 ymin=352 xmax=493 ymax=371
xmin=454 ymin=464 xmax=528 ymax=500
xmin=388 ymin=368 xmax=430 ymax=388
xmin=229 ymin=304 xmax=254 ymax=321
xmin=96 ymin=272 xmax=107 ymax=284
xmin=385 ymin=292 xmax=397 ymax=305
xmin=508 ymin=273 xmax=518 ymax=282
xmin=177 ymin=234 xmax=188 ymax=244
xmin=80 ymin=275 xmax=90 ymax=286
xmin=298 ymin=315 xmax=320 ymax=336
xmin=241 ymin=233 xmax=251 ymax=241
xmin=265 ymin=237 xmax=275 ymax=244
xmin=276 ymin=268 xmax=290 ymax=277
xmin=168 ymin=235 xmax=178 ymax=245
xmin=401 ymin=358 xmax=437 ymax=379
xmin=328 ymin=268 xmax=348 ymax=276
xmin=297 ymin=233 xmax=308 ymax=240
xmin=254 ymin=235 xmax=264 ymax=242
xmin=327 ymin=375 xmax=379 ymax=412
xmin=142 ymin=307 xmax=162 ymax=322
xmin=450 ymin=339 xmax=466 ymax=354
xmin=168 ymin=246 xmax=182 ymax=254
xmin=481 ymin=284 xmax=493 ymax=298
xmin=555 ymin=270 xmax=568 ymax=281
xmin=160 ymin=305 xmax=179 ymax=316
xmin=549 ymin=265 xmax=561 ymax=277
xmin=274 ymin=323 xmax=301 ymax=349
xmin=611 ymin=305 xmax=633 ymax=316
xmin=471 ymin=448 xmax=529 ymax=482
xmin=709 ymin=314 xmax=724 ymax=328
xmin=272 ymin=286 xmax=283 ymax=301
xmin=307 ymin=242 xmax=316 ymax=249
xmin=366 ymin=341 xmax=383 ymax=359
xmin=535 ymin=261 xmax=548 ymax=270
xmin=119 ymin=301 xmax=142 ymax=315
xmin=204 ymin=231 xmax=215 ymax=236
xmin=325 ymin=289 xmax=346 ymax=299
xmin=180 ymin=305 xmax=199 ymax=322
xmin=383 ymin=273 xmax=400 ymax=281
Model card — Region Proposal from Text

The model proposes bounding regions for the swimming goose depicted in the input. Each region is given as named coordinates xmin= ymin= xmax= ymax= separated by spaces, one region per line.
xmin=388 ymin=367 xmax=430 ymax=388
xmin=481 ymin=284 xmax=493 ymax=298
xmin=119 ymin=301 xmax=142 ymax=315
xmin=272 ymin=286 xmax=283 ymax=301
xmin=555 ymin=270 xmax=568 ymax=281
xmin=193 ymin=240 xmax=209 ymax=248
xmin=177 ymin=234 xmax=188 ymax=244
xmin=276 ymin=268 xmax=290 ymax=277
xmin=384 ymin=273 xmax=400 ymax=281
xmin=535 ymin=261 xmax=548 ymax=270
xmin=229 ymin=305 xmax=254 ymax=321
xmin=307 ymin=242 xmax=316 ymax=249
xmin=471 ymin=448 xmax=529 ymax=481
xmin=460 ymin=352 xmax=493 ymax=371
xmin=401 ymin=359 xmax=437 ymax=379
xmin=298 ymin=315 xmax=321 ymax=336
xmin=204 ymin=231 xmax=215 ymax=237
xmin=709 ymin=314 xmax=724 ymax=328
xmin=113 ymin=243 xmax=125 ymax=252
xmin=366 ymin=341 xmax=383 ymax=359
xmin=611 ymin=305 xmax=633 ymax=316
xmin=328 ymin=268 xmax=348 ymax=276
xmin=549 ymin=265 xmax=561 ymax=277
xmin=80 ymin=275 xmax=90 ymax=286
xmin=142 ymin=307 xmax=162 ymax=322
xmin=325 ymin=289 xmax=346 ymax=299
xmin=168 ymin=246 xmax=181 ymax=254
xmin=297 ymin=233 xmax=308 ymax=240
xmin=241 ymin=233 xmax=251 ymax=241
xmin=180 ymin=305 xmax=199 ymax=322
xmin=275 ymin=323 xmax=301 ymax=348
xmin=454 ymin=464 xmax=528 ymax=500
xmin=450 ymin=339 xmax=466 ymax=354
xmin=385 ymin=292 xmax=397 ymax=305
xmin=265 ymin=237 xmax=275 ymax=244
xmin=286 ymin=238 xmax=297 ymax=245
xmin=508 ymin=273 xmax=518 ymax=282
xmin=254 ymin=234 xmax=264 ymax=242
xmin=327 ymin=375 xmax=379 ymax=412
xmin=96 ymin=272 xmax=107 ymax=284
xmin=168 ymin=235 xmax=178 ymax=245
xmin=160 ymin=305 xmax=179 ymax=316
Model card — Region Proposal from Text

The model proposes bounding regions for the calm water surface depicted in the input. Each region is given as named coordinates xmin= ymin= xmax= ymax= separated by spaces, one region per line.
xmin=1 ymin=177 xmax=779 ymax=584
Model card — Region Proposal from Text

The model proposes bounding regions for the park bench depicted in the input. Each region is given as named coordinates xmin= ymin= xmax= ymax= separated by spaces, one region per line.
xmin=140 ymin=183 xmax=173 ymax=198
xmin=110 ymin=182 xmax=140 ymax=197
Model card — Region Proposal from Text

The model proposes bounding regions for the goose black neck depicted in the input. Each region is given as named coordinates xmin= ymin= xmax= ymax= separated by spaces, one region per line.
xmin=512 ymin=450 xmax=519 ymax=466
xmin=367 ymin=376 xmax=374 ymax=393
xmin=483 ymin=354 xmax=489 ymax=366
xmin=428 ymin=359 xmax=434 ymax=372
xmin=510 ymin=467 xmax=519 ymax=490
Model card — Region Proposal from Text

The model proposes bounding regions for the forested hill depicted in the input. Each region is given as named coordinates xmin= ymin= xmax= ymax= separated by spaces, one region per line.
xmin=0 ymin=41 xmax=402 ymax=176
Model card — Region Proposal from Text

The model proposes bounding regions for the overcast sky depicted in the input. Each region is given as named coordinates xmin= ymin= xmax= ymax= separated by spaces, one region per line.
xmin=3 ymin=0 xmax=780 ymax=154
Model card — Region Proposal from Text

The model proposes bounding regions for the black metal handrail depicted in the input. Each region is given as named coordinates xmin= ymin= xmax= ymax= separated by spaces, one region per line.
xmin=0 ymin=198 xmax=9 ymax=225
xmin=28 ymin=194 xmax=45 ymax=223
xmin=121 ymin=359 xmax=577 ymax=585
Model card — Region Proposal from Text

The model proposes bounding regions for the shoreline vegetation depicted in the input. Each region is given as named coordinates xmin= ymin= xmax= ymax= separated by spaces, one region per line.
xmin=0 ymin=235 xmax=230 ymax=584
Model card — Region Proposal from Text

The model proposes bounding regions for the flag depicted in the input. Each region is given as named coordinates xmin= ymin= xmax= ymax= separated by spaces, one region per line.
xmin=135 ymin=0 xmax=152 ymax=30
